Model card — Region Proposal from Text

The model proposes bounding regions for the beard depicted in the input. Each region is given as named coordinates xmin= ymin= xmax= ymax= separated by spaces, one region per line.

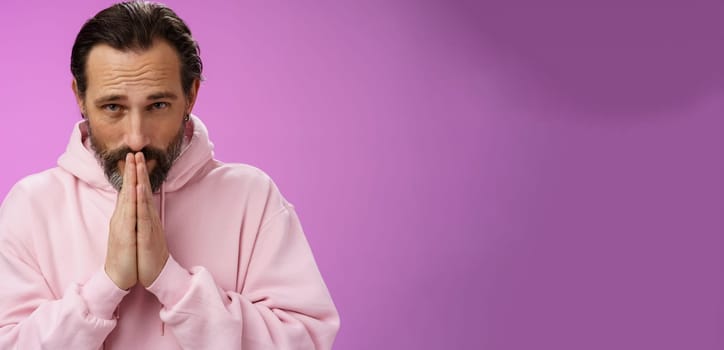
xmin=88 ymin=123 xmax=185 ymax=193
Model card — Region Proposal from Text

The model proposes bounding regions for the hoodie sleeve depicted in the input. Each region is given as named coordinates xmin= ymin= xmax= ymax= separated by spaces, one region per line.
xmin=0 ymin=184 xmax=128 ymax=349
xmin=146 ymin=203 xmax=340 ymax=349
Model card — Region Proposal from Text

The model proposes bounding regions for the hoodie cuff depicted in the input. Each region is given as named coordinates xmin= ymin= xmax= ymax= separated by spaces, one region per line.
xmin=146 ymin=254 xmax=192 ymax=308
xmin=80 ymin=268 xmax=129 ymax=320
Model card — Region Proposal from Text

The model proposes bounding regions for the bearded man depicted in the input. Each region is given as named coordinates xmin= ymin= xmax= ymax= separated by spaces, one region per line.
xmin=0 ymin=2 xmax=339 ymax=349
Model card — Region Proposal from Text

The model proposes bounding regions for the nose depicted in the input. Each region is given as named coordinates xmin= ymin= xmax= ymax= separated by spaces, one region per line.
xmin=123 ymin=111 xmax=150 ymax=151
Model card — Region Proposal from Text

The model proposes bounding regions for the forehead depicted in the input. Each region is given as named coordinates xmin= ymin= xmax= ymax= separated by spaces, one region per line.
xmin=84 ymin=40 xmax=182 ymax=97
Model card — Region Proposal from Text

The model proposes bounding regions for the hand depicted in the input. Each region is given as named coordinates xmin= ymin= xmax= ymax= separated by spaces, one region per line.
xmin=105 ymin=153 xmax=139 ymax=290
xmin=135 ymin=152 xmax=170 ymax=287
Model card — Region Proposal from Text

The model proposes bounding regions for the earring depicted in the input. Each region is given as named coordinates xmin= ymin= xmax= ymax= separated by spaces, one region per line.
xmin=184 ymin=114 xmax=190 ymax=122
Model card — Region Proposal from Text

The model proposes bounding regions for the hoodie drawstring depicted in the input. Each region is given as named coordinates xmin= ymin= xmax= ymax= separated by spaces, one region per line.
xmin=160 ymin=183 xmax=166 ymax=230
xmin=160 ymin=183 xmax=166 ymax=336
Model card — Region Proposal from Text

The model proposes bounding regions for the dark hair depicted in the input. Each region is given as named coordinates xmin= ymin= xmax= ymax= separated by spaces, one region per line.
xmin=70 ymin=1 xmax=202 ymax=98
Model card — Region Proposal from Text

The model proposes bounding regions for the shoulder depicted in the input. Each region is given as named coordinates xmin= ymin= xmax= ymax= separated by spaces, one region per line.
xmin=201 ymin=161 xmax=293 ymax=210
xmin=1 ymin=168 xmax=71 ymax=208
xmin=0 ymin=168 xmax=70 ymax=246
xmin=208 ymin=162 xmax=274 ymax=184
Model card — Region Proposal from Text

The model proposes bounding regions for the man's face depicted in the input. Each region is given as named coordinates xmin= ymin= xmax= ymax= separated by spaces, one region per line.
xmin=73 ymin=40 xmax=197 ymax=192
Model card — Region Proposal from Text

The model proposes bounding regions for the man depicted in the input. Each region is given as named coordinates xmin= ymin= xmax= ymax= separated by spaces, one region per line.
xmin=0 ymin=2 xmax=339 ymax=349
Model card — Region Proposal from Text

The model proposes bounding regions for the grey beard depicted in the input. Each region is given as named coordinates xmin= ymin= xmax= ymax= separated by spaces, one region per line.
xmin=108 ymin=170 xmax=124 ymax=192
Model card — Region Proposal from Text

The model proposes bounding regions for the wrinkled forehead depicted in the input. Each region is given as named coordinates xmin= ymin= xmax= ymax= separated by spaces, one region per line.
xmin=84 ymin=40 xmax=183 ymax=99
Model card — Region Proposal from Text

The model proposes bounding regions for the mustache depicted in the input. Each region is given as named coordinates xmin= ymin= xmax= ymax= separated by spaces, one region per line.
xmin=98 ymin=145 xmax=175 ymax=192
xmin=99 ymin=145 xmax=171 ymax=168
xmin=88 ymin=120 xmax=186 ymax=192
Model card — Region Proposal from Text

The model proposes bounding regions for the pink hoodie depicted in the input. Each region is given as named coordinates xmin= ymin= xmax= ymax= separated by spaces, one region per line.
xmin=0 ymin=116 xmax=339 ymax=349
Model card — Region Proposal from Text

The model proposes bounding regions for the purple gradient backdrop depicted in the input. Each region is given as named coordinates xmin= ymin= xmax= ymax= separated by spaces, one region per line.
xmin=0 ymin=1 xmax=721 ymax=349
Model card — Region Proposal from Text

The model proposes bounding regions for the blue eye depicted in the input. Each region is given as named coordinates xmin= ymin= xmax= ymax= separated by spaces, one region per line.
xmin=104 ymin=104 xmax=121 ymax=112
xmin=151 ymin=102 xmax=169 ymax=110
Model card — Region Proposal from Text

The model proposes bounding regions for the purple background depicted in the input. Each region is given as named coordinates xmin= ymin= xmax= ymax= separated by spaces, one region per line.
xmin=0 ymin=1 xmax=721 ymax=349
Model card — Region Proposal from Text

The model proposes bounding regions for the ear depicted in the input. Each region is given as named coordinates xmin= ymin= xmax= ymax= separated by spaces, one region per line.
xmin=71 ymin=79 xmax=85 ymax=117
xmin=185 ymin=78 xmax=201 ymax=115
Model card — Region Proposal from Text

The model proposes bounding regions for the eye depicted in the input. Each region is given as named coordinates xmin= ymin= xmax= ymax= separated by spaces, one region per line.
xmin=103 ymin=104 xmax=121 ymax=112
xmin=150 ymin=102 xmax=169 ymax=110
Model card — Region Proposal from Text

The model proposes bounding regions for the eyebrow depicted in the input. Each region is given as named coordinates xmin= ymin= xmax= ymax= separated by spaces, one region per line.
xmin=94 ymin=94 xmax=124 ymax=105
xmin=147 ymin=91 xmax=179 ymax=101
xmin=93 ymin=91 xmax=179 ymax=105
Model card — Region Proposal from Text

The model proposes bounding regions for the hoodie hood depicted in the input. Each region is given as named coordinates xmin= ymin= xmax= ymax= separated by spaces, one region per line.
xmin=57 ymin=114 xmax=214 ymax=194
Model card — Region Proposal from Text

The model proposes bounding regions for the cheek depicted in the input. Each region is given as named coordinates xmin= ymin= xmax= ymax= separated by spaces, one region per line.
xmin=146 ymin=159 xmax=158 ymax=171
xmin=89 ymin=118 xmax=120 ymax=137
xmin=94 ymin=129 xmax=124 ymax=149
xmin=155 ymin=120 xmax=184 ymax=144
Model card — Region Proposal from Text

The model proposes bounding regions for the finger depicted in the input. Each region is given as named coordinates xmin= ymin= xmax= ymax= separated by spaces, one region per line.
xmin=114 ymin=153 xmax=133 ymax=211
xmin=135 ymin=152 xmax=153 ymax=195
xmin=124 ymin=152 xmax=137 ymax=194
xmin=118 ymin=153 xmax=130 ymax=198
xmin=135 ymin=153 xmax=155 ymax=229
xmin=135 ymin=152 xmax=154 ymax=205
xmin=124 ymin=152 xmax=137 ymax=222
